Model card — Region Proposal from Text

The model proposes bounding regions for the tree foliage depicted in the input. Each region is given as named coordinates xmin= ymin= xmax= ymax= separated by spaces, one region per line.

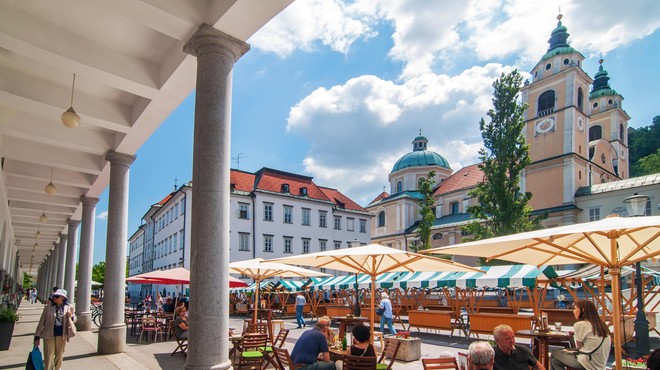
xmin=462 ymin=70 xmax=545 ymax=264
xmin=22 ymin=272 xmax=33 ymax=288
xmin=92 ymin=262 xmax=105 ymax=286
xmin=415 ymin=171 xmax=436 ymax=252
xmin=629 ymin=115 xmax=660 ymax=176
xmin=633 ymin=148 xmax=660 ymax=176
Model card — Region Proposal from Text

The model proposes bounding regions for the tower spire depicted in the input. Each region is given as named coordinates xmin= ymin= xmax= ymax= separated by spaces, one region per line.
xmin=547 ymin=13 xmax=570 ymax=51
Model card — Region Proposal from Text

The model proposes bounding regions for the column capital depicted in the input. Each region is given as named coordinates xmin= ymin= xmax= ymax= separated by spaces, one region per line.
xmin=106 ymin=151 xmax=136 ymax=167
xmin=67 ymin=219 xmax=81 ymax=228
xmin=81 ymin=196 xmax=100 ymax=206
xmin=184 ymin=23 xmax=249 ymax=63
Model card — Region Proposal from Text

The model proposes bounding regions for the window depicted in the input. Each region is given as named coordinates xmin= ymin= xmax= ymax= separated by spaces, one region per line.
xmin=281 ymin=184 xmax=290 ymax=193
xmin=589 ymin=125 xmax=602 ymax=141
xmin=450 ymin=201 xmax=459 ymax=215
xmin=180 ymin=230 xmax=185 ymax=250
xmin=175 ymin=203 xmax=179 ymax=219
xmin=396 ymin=181 xmax=402 ymax=193
xmin=264 ymin=203 xmax=273 ymax=221
xmin=319 ymin=240 xmax=327 ymax=252
xmin=334 ymin=241 xmax=341 ymax=250
xmin=239 ymin=233 xmax=250 ymax=251
xmin=619 ymin=124 xmax=625 ymax=142
xmin=181 ymin=202 xmax=185 ymax=216
xmin=300 ymin=187 xmax=308 ymax=196
xmin=334 ymin=216 xmax=341 ymax=230
xmin=645 ymin=201 xmax=652 ymax=216
xmin=263 ymin=235 xmax=273 ymax=252
xmin=173 ymin=234 xmax=178 ymax=252
xmin=589 ymin=208 xmax=601 ymax=221
xmin=359 ymin=219 xmax=367 ymax=233
xmin=319 ymin=211 xmax=327 ymax=228
xmin=302 ymin=239 xmax=310 ymax=254
xmin=538 ymin=90 xmax=555 ymax=116
xmin=284 ymin=205 xmax=293 ymax=224
xmin=239 ymin=203 xmax=249 ymax=219
xmin=577 ymin=87 xmax=584 ymax=111
xmin=377 ymin=211 xmax=385 ymax=227
xmin=302 ymin=208 xmax=311 ymax=226
xmin=545 ymin=63 xmax=551 ymax=70
xmin=284 ymin=237 xmax=293 ymax=254
xmin=347 ymin=217 xmax=355 ymax=231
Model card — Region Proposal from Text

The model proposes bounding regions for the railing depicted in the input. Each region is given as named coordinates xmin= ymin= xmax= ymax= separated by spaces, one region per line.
xmin=538 ymin=107 xmax=554 ymax=117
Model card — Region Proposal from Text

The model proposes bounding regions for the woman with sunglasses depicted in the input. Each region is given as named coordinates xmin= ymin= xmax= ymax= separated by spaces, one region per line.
xmin=34 ymin=289 xmax=77 ymax=370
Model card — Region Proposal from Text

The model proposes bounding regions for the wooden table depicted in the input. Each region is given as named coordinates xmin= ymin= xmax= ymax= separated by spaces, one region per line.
xmin=330 ymin=316 xmax=369 ymax=339
xmin=328 ymin=347 xmax=348 ymax=362
xmin=517 ymin=329 xmax=571 ymax=368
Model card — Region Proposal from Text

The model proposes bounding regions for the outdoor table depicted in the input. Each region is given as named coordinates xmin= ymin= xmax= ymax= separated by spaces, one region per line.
xmin=125 ymin=310 xmax=148 ymax=336
xmin=516 ymin=329 xmax=571 ymax=368
xmin=330 ymin=316 xmax=369 ymax=339
xmin=328 ymin=346 xmax=348 ymax=362
xmin=229 ymin=334 xmax=243 ymax=361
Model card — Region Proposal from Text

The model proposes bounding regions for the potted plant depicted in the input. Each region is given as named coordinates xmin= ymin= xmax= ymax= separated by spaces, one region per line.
xmin=0 ymin=306 xmax=19 ymax=350
xmin=385 ymin=331 xmax=421 ymax=361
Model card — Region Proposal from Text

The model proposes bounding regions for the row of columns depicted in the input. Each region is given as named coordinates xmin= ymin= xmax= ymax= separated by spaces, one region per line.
xmin=33 ymin=24 xmax=246 ymax=369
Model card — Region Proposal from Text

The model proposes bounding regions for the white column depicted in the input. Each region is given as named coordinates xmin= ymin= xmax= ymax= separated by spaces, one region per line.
xmin=98 ymin=151 xmax=135 ymax=354
xmin=57 ymin=233 xmax=67 ymax=288
xmin=183 ymin=24 xmax=249 ymax=370
xmin=49 ymin=243 xmax=59 ymax=294
xmin=64 ymin=219 xmax=81 ymax=303
xmin=76 ymin=197 xmax=99 ymax=331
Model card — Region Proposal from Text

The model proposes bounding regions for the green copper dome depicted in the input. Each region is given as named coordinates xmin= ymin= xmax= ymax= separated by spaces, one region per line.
xmin=541 ymin=14 xmax=577 ymax=60
xmin=590 ymin=59 xmax=618 ymax=98
xmin=391 ymin=134 xmax=451 ymax=173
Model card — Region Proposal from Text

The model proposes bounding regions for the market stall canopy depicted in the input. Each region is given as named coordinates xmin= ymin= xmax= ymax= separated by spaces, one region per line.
xmin=422 ymin=215 xmax=660 ymax=370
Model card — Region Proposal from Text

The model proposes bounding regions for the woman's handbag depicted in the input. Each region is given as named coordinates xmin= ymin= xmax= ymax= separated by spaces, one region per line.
xmin=375 ymin=307 xmax=384 ymax=316
xmin=26 ymin=345 xmax=44 ymax=370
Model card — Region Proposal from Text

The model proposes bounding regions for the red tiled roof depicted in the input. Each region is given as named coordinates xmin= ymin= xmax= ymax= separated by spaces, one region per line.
xmin=433 ymin=163 xmax=484 ymax=196
xmin=368 ymin=191 xmax=390 ymax=206
xmin=157 ymin=194 xmax=173 ymax=205
xmin=318 ymin=187 xmax=367 ymax=212
xmin=230 ymin=170 xmax=256 ymax=192
xmin=254 ymin=168 xmax=331 ymax=202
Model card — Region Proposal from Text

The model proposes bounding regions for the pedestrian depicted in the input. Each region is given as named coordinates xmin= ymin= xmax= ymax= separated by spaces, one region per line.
xmin=378 ymin=292 xmax=396 ymax=335
xmin=295 ymin=291 xmax=307 ymax=329
xmin=34 ymin=289 xmax=76 ymax=370
xmin=156 ymin=293 xmax=164 ymax=312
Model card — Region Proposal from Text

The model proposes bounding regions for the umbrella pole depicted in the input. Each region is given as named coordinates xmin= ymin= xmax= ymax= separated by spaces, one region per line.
xmin=610 ymin=238 xmax=622 ymax=370
xmin=253 ymin=279 xmax=260 ymax=323
xmin=371 ymin=276 xmax=376 ymax=343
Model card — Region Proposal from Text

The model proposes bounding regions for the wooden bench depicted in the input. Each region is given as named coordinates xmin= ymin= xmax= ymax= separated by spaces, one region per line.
xmin=475 ymin=306 xmax=515 ymax=314
xmin=468 ymin=313 xmax=534 ymax=338
xmin=407 ymin=310 xmax=465 ymax=338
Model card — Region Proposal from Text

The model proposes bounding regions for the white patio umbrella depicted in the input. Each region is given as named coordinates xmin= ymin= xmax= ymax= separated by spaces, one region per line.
xmin=422 ymin=215 xmax=660 ymax=370
xmin=229 ymin=258 xmax=330 ymax=323
xmin=270 ymin=243 xmax=483 ymax=341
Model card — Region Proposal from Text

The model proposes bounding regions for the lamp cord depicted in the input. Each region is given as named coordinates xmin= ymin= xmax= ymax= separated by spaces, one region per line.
xmin=70 ymin=74 xmax=76 ymax=107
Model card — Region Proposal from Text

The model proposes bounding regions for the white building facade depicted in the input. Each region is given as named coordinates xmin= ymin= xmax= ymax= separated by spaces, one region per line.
xmin=128 ymin=168 xmax=371 ymax=299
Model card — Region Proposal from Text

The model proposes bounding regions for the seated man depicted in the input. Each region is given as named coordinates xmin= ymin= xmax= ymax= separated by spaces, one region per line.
xmin=290 ymin=317 xmax=336 ymax=370
xmin=468 ymin=341 xmax=495 ymax=370
xmin=492 ymin=324 xmax=545 ymax=370
xmin=163 ymin=298 xmax=175 ymax=313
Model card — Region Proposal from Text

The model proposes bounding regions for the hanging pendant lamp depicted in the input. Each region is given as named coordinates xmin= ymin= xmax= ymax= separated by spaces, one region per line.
xmin=45 ymin=167 xmax=57 ymax=195
xmin=35 ymin=226 xmax=42 ymax=239
xmin=61 ymin=74 xmax=81 ymax=128
xmin=39 ymin=204 xmax=48 ymax=223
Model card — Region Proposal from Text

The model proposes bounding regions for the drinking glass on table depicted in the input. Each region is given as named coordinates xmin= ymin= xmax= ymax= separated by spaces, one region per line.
xmin=554 ymin=322 xmax=562 ymax=332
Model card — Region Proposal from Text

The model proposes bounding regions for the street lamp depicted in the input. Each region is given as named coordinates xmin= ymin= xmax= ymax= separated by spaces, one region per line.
xmin=623 ymin=193 xmax=650 ymax=356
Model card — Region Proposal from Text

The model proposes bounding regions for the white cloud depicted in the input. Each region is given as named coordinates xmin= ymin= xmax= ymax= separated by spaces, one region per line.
xmin=248 ymin=0 xmax=378 ymax=57
xmin=287 ymin=64 xmax=512 ymax=205
xmin=96 ymin=211 xmax=108 ymax=220
xmin=252 ymin=0 xmax=660 ymax=75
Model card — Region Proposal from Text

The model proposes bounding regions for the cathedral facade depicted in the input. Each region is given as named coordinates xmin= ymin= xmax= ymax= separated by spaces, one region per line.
xmin=366 ymin=15 xmax=658 ymax=252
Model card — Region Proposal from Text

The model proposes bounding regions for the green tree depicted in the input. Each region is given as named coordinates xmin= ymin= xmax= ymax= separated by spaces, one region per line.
xmin=629 ymin=115 xmax=660 ymax=176
xmin=415 ymin=171 xmax=436 ymax=252
xmin=92 ymin=262 xmax=105 ymax=285
xmin=22 ymin=272 xmax=33 ymax=288
xmin=462 ymin=70 xmax=545 ymax=264
xmin=632 ymin=148 xmax=660 ymax=176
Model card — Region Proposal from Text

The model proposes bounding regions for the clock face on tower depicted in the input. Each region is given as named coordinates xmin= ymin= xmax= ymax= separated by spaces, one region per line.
xmin=535 ymin=117 xmax=555 ymax=134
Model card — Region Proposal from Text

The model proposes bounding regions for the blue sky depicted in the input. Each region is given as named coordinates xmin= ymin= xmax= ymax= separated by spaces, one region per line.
xmin=91 ymin=0 xmax=660 ymax=264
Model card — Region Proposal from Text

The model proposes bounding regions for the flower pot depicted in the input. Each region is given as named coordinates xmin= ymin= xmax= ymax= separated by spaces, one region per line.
xmin=385 ymin=336 xmax=421 ymax=362
xmin=0 ymin=321 xmax=16 ymax=350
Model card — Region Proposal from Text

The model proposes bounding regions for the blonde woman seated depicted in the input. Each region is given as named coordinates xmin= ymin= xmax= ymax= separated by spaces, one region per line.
xmin=318 ymin=316 xmax=336 ymax=345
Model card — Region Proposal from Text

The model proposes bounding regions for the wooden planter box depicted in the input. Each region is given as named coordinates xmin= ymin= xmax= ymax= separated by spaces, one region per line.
xmin=385 ymin=337 xmax=421 ymax=362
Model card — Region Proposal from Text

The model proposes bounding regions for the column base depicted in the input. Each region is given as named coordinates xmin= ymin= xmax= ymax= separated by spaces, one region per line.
xmin=97 ymin=324 xmax=126 ymax=354
xmin=75 ymin=313 xmax=92 ymax=331
xmin=184 ymin=359 xmax=232 ymax=370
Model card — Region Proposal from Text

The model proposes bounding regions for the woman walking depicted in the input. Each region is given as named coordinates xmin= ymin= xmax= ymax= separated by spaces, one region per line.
xmin=550 ymin=300 xmax=611 ymax=370
xmin=34 ymin=289 xmax=76 ymax=370
xmin=378 ymin=292 xmax=396 ymax=335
